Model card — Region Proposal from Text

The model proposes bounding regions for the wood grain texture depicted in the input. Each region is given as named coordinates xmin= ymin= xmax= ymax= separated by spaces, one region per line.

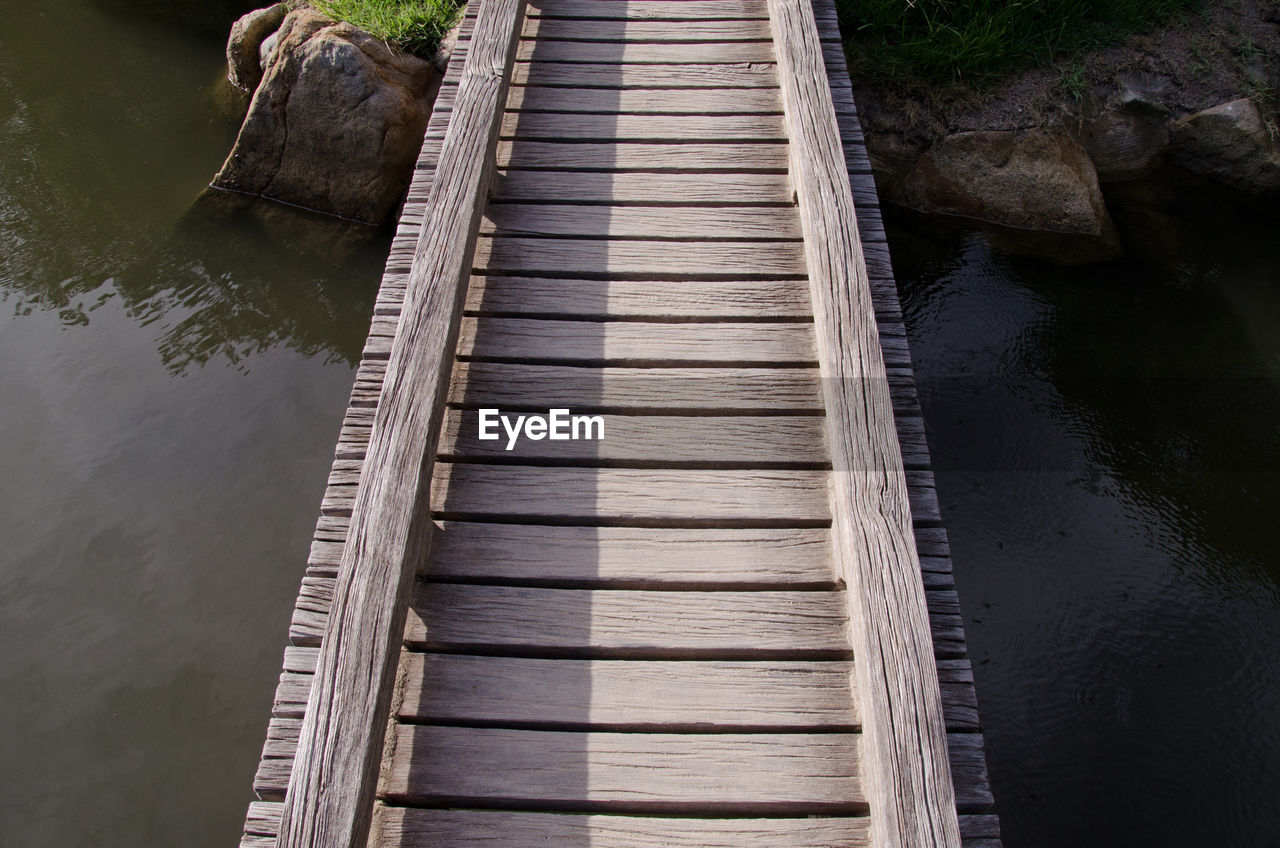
xmin=490 ymin=171 xmax=793 ymax=204
xmin=465 ymin=275 xmax=813 ymax=317
xmin=424 ymin=522 xmax=835 ymax=587
xmin=514 ymin=62 xmax=778 ymax=87
xmin=767 ymin=1 xmax=961 ymax=846
xmin=480 ymin=204 xmax=802 ymax=239
xmin=398 ymin=654 xmax=859 ymax=728
xmin=474 ymin=237 xmax=805 ymax=277
xmin=380 ymin=726 xmax=865 ymax=811
xmin=498 ymin=140 xmax=790 ymax=170
xmin=500 ymin=111 xmax=786 ymax=140
xmin=273 ymin=2 xmax=528 ymax=846
xmin=440 ymin=411 xmax=828 ymax=466
xmin=449 ymin=362 xmax=825 ymax=412
xmin=372 ymin=807 xmax=869 ymax=848
xmin=504 ymin=85 xmax=782 ymax=114
xmin=404 ymin=584 xmax=850 ymax=656
xmin=528 ymin=0 xmax=776 ymax=20
xmin=430 ymin=464 xmax=831 ymax=523
xmin=457 ymin=316 xmax=816 ymax=364
xmin=517 ymin=39 xmax=776 ymax=63
xmin=524 ymin=16 xmax=773 ymax=40
xmin=369 ymin=809 xmax=992 ymax=848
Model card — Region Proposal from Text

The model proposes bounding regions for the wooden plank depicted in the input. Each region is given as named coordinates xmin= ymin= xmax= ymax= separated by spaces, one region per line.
xmin=272 ymin=1 xmax=528 ymax=846
xmin=518 ymin=39 xmax=776 ymax=63
xmin=441 ymin=410 xmax=827 ymax=465
xmin=515 ymin=62 xmax=777 ymax=87
xmin=490 ymin=171 xmax=792 ymax=204
xmin=404 ymin=584 xmax=850 ymax=656
xmin=371 ymin=809 xmax=987 ymax=848
xmin=529 ymin=0 xmax=774 ymax=20
xmin=524 ymin=16 xmax=772 ymax=40
xmin=398 ymin=654 xmax=859 ymax=727
xmin=449 ymin=362 xmax=825 ymax=412
xmin=498 ymin=140 xmax=789 ymax=170
xmin=381 ymin=726 xmax=865 ymax=811
xmin=481 ymin=204 xmax=801 ymax=239
xmin=504 ymin=85 xmax=782 ymax=113
xmin=373 ymin=807 xmax=869 ymax=848
xmin=457 ymin=316 xmax=816 ymax=364
xmin=425 ymin=522 xmax=834 ymax=587
xmin=767 ymin=1 xmax=961 ymax=846
xmin=500 ymin=112 xmax=785 ymax=140
xmin=474 ymin=237 xmax=805 ymax=277
xmin=430 ymin=464 xmax=831 ymax=523
xmin=465 ymin=275 xmax=812 ymax=317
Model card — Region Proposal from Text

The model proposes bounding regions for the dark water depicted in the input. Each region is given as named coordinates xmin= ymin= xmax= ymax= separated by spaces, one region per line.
xmin=889 ymin=190 xmax=1280 ymax=846
xmin=0 ymin=1 xmax=388 ymax=845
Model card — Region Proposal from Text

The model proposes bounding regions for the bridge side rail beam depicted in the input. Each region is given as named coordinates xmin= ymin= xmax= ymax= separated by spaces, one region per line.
xmin=765 ymin=2 xmax=962 ymax=847
xmin=272 ymin=1 xmax=528 ymax=846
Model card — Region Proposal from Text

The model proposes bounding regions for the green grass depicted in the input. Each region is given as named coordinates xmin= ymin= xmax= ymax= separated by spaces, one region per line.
xmin=308 ymin=0 xmax=464 ymax=57
xmin=836 ymin=0 xmax=1206 ymax=88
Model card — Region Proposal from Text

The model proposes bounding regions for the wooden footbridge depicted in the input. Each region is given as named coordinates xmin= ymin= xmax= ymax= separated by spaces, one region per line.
xmin=239 ymin=1 xmax=999 ymax=845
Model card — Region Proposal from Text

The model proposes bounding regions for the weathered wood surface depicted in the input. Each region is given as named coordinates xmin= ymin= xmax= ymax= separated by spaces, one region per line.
xmin=458 ymin=316 xmax=816 ymax=364
xmin=425 ymin=522 xmax=835 ymax=587
xmin=501 ymin=111 xmax=787 ymax=139
xmin=430 ymin=464 xmax=832 ymax=522
xmin=480 ymin=204 xmax=801 ymax=238
xmin=498 ymin=139 xmax=790 ymax=170
xmin=372 ymin=808 xmax=871 ymax=848
xmin=767 ymin=1 xmax=961 ymax=847
xmin=523 ymin=16 xmax=774 ymax=40
xmin=503 ymin=85 xmax=782 ymax=113
xmin=465 ymin=274 xmax=812 ymax=316
xmin=404 ymin=584 xmax=850 ymax=656
xmin=398 ymin=654 xmax=860 ymax=728
xmin=245 ymin=2 xmax=997 ymax=846
xmin=441 ymin=411 xmax=828 ymax=465
xmin=514 ymin=62 xmax=778 ymax=87
xmin=489 ymin=171 xmax=793 ymax=203
xmin=382 ymin=726 xmax=866 ymax=810
xmin=272 ymin=1 xmax=528 ymax=847
xmin=517 ymin=39 xmax=775 ymax=63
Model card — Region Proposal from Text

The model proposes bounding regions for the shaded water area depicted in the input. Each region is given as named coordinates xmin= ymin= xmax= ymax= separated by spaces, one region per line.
xmin=0 ymin=0 xmax=387 ymax=844
xmin=890 ymin=179 xmax=1280 ymax=846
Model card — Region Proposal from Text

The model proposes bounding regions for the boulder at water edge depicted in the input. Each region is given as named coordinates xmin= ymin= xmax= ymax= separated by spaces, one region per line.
xmin=226 ymin=3 xmax=285 ymax=92
xmin=1169 ymin=98 xmax=1280 ymax=197
xmin=900 ymin=129 xmax=1120 ymax=260
xmin=212 ymin=9 xmax=437 ymax=225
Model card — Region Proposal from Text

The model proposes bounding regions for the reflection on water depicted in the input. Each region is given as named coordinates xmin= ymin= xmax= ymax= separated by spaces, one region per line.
xmin=0 ymin=0 xmax=385 ymax=846
xmin=889 ymin=184 xmax=1280 ymax=847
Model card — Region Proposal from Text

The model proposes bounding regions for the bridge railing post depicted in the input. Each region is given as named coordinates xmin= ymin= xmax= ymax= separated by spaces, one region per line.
xmin=765 ymin=2 xmax=963 ymax=846
xmin=272 ymin=1 xmax=527 ymax=845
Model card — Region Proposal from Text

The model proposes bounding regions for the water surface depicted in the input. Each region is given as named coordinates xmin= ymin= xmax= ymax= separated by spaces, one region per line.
xmin=890 ymin=192 xmax=1280 ymax=847
xmin=0 ymin=1 xmax=385 ymax=844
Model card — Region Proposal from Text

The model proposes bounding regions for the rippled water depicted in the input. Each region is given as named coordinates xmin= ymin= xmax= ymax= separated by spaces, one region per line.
xmin=0 ymin=1 xmax=387 ymax=844
xmin=890 ymin=195 xmax=1280 ymax=846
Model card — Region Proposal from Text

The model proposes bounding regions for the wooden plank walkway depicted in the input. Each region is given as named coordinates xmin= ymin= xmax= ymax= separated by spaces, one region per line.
xmin=240 ymin=1 xmax=999 ymax=846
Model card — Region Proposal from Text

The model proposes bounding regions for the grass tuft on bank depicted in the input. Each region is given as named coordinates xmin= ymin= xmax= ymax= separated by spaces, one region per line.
xmin=308 ymin=0 xmax=463 ymax=57
xmin=836 ymin=0 xmax=1205 ymax=88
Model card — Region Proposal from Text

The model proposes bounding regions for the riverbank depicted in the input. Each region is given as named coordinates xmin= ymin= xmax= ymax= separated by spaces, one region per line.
xmin=841 ymin=0 xmax=1280 ymax=263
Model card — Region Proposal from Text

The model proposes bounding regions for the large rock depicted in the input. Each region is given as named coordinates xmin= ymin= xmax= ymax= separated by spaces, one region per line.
xmin=1073 ymin=77 xmax=1172 ymax=182
xmin=1168 ymin=98 xmax=1280 ymax=196
xmin=901 ymin=129 xmax=1119 ymax=258
xmin=227 ymin=4 xmax=285 ymax=92
xmin=212 ymin=9 xmax=437 ymax=225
